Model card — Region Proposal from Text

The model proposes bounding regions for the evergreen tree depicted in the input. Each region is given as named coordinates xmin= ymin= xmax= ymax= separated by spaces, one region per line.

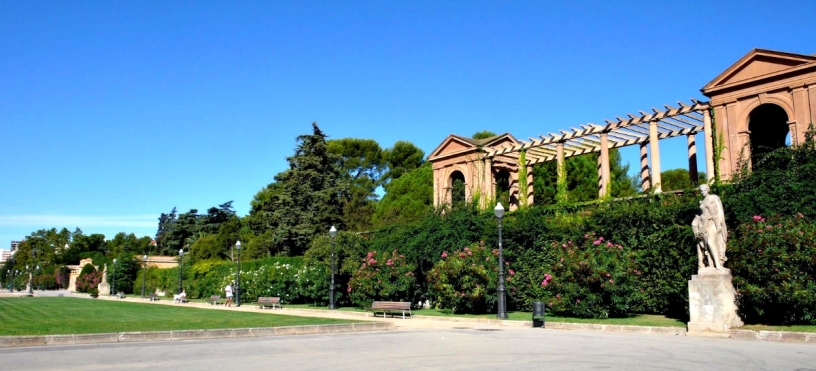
xmin=249 ymin=122 xmax=344 ymax=256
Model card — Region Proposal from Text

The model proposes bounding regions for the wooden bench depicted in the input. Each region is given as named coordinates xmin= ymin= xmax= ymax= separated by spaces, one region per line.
xmin=369 ymin=301 xmax=412 ymax=319
xmin=148 ymin=293 xmax=159 ymax=301
xmin=116 ymin=292 xmax=125 ymax=299
xmin=257 ymin=297 xmax=281 ymax=309
xmin=209 ymin=295 xmax=222 ymax=305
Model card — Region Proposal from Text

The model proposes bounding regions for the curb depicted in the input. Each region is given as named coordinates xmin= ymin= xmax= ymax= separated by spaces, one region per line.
xmin=543 ymin=322 xmax=686 ymax=335
xmin=0 ymin=322 xmax=394 ymax=349
xmin=729 ymin=329 xmax=816 ymax=343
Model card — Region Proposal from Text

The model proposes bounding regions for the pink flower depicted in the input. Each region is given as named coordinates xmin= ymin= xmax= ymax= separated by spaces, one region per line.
xmin=594 ymin=240 xmax=601 ymax=245
xmin=459 ymin=253 xmax=466 ymax=258
xmin=609 ymin=279 xmax=614 ymax=284
xmin=568 ymin=241 xmax=572 ymax=245
xmin=606 ymin=242 xmax=613 ymax=247
xmin=441 ymin=251 xmax=448 ymax=258
xmin=464 ymin=247 xmax=469 ymax=251
xmin=606 ymin=273 xmax=610 ymax=277
xmin=369 ymin=258 xmax=376 ymax=264
xmin=556 ymin=294 xmax=561 ymax=298
xmin=562 ymin=243 xmax=567 ymax=248
xmin=386 ymin=259 xmax=393 ymax=266
xmin=560 ymin=257 xmax=564 ymax=262
xmin=347 ymin=286 xmax=352 ymax=293
xmin=508 ymin=269 xmax=515 ymax=276
xmin=599 ymin=237 xmax=604 ymax=241
xmin=753 ymin=215 xmax=765 ymax=222
xmin=766 ymin=226 xmax=772 ymax=230
xmin=541 ymin=280 xmax=548 ymax=286
xmin=576 ymin=299 xmax=581 ymax=304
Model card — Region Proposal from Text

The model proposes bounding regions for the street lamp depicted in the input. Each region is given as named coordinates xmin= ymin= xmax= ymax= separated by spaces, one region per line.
xmin=13 ymin=270 xmax=19 ymax=292
xmin=235 ymin=241 xmax=242 ymax=307
xmin=178 ymin=249 xmax=184 ymax=295
xmin=36 ymin=265 xmax=40 ymax=291
xmin=329 ymin=225 xmax=338 ymax=310
xmin=141 ymin=255 xmax=148 ymax=299
xmin=112 ymin=258 xmax=117 ymax=296
xmin=494 ymin=202 xmax=508 ymax=320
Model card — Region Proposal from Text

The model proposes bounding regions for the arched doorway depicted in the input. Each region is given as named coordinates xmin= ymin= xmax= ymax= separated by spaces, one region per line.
xmin=449 ymin=171 xmax=466 ymax=206
xmin=748 ymin=103 xmax=789 ymax=166
xmin=495 ymin=170 xmax=511 ymax=208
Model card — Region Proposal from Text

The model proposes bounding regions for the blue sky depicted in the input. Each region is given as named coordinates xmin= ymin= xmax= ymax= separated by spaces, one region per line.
xmin=2 ymin=1 xmax=815 ymax=248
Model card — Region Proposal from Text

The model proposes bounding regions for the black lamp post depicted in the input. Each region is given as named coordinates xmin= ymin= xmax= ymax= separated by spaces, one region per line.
xmin=35 ymin=265 xmax=40 ymax=291
xmin=235 ymin=241 xmax=242 ymax=307
xmin=141 ymin=255 xmax=147 ymax=299
xmin=494 ymin=202 xmax=508 ymax=320
xmin=13 ymin=270 xmax=18 ymax=292
xmin=178 ymin=248 xmax=184 ymax=295
xmin=112 ymin=258 xmax=117 ymax=296
xmin=329 ymin=225 xmax=338 ymax=310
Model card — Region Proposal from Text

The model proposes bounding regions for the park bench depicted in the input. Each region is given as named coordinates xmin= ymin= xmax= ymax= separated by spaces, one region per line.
xmin=116 ymin=292 xmax=125 ymax=299
xmin=209 ymin=295 xmax=222 ymax=305
xmin=257 ymin=297 xmax=281 ymax=309
xmin=148 ymin=293 xmax=159 ymax=301
xmin=368 ymin=301 xmax=412 ymax=319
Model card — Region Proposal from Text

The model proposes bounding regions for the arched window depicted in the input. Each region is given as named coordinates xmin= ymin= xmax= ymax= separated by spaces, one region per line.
xmin=748 ymin=104 xmax=789 ymax=167
xmin=495 ymin=170 xmax=511 ymax=209
xmin=450 ymin=171 xmax=466 ymax=206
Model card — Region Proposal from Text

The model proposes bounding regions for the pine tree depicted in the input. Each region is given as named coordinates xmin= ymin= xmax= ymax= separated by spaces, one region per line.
xmin=249 ymin=122 xmax=344 ymax=256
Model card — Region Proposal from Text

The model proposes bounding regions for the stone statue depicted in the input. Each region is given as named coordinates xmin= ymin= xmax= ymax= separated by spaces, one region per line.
xmin=694 ymin=184 xmax=728 ymax=270
xmin=102 ymin=264 xmax=108 ymax=284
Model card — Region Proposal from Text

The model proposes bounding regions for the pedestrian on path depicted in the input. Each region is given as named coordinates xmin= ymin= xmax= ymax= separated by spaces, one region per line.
xmin=225 ymin=282 xmax=234 ymax=307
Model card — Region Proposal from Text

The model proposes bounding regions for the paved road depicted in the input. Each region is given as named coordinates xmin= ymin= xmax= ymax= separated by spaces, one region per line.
xmin=2 ymin=327 xmax=815 ymax=371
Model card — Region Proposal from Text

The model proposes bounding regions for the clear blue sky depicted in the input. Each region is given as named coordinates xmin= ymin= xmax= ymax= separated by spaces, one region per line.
xmin=2 ymin=1 xmax=815 ymax=248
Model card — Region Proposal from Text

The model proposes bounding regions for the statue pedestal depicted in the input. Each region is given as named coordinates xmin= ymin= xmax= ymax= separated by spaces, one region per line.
xmin=98 ymin=282 xmax=111 ymax=296
xmin=688 ymin=268 xmax=743 ymax=337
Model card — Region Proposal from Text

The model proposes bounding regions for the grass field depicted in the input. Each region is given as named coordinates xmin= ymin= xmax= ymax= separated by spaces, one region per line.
xmin=0 ymin=297 xmax=356 ymax=336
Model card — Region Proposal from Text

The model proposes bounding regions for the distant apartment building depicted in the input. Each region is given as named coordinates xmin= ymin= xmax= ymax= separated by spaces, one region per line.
xmin=10 ymin=241 xmax=21 ymax=252
xmin=0 ymin=249 xmax=12 ymax=263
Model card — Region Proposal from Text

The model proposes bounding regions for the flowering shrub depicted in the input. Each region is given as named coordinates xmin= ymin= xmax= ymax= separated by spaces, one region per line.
xmin=730 ymin=213 xmax=816 ymax=324
xmin=427 ymin=242 xmax=506 ymax=314
xmin=77 ymin=271 xmax=102 ymax=295
xmin=241 ymin=261 xmax=302 ymax=303
xmin=347 ymin=250 xmax=416 ymax=308
xmin=534 ymin=233 xmax=643 ymax=318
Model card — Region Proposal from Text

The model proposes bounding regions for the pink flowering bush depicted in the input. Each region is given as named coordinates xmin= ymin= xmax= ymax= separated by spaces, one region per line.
xmin=347 ymin=250 xmax=416 ymax=308
xmin=729 ymin=213 xmax=816 ymax=324
xmin=535 ymin=233 xmax=643 ymax=318
xmin=427 ymin=242 xmax=507 ymax=314
xmin=77 ymin=271 xmax=102 ymax=295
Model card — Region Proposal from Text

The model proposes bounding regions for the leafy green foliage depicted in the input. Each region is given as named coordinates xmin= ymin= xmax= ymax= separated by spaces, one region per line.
xmin=536 ymin=234 xmax=644 ymax=318
xmin=532 ymin=149 xmax=636 ymax=205
xmin=248 ymin=122 xmax=344 ymax=256
xmin=427 ymin=242 xmax=501 ymax=314
xmin=660 ymin=168 xmax=706 ymax=191
xmin=730 ymin=214 xmax=816 ymax=324
xmin=471 ymin=130 xmax=497 ymax=140
xmin=347 ymin=250 xmax=416 ymax=308
xmin=373 ymin=162 xmax=433 ymax=227
xmin=382 ymin=141 xmax=425 ymax=186
xmin=328 ymin=138 xmax=385 ymax=231
xmin=300 ymin=232 xmax=370 ymax=306
xmin=723 ymin=139 xmax=816 ymax=224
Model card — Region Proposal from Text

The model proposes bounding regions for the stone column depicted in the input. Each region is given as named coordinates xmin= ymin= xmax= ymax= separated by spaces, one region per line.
xmin=687 ymin=134 xmax=698 ymax=185
xmin=703 ymin=109 xmax=715 ymax=183
xmin=649 ymin=121 xmax=662 ymax=193
xmin=598 ymin=133 xmax=610 ymax=198
xmin=788 ymin=121 xmax=798 ymax=147
xmin=640 ymin=142 xmax=650 ymax=191
xmin=556 ymin=142 xmax=567 ymax=204
xmin=484 ymin=157 xmax=495 ymax=208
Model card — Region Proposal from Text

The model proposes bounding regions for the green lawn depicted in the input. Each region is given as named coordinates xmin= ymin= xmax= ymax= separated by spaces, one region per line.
xmin=0 ymin=297 xmax=356 ymax=336
xmin=741 ymin=324 xmax=816 ymax=333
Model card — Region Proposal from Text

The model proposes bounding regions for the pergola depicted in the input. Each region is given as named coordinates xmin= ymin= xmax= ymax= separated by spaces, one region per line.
xmin=484 ymin=99 xmax=715 ymax=195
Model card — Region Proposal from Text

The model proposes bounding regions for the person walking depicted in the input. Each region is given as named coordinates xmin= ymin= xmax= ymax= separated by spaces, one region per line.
xmin=225 ymin=282 xmax=234 ymax=307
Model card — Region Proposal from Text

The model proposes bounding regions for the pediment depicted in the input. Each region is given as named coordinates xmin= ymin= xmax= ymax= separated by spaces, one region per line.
xmin=428 ymin=135 xmax=478 ymax=161
xmin=482 ymin=135 xmax=519 ymax=151
xmin=702 ymin=49 xmax=816 ymax=93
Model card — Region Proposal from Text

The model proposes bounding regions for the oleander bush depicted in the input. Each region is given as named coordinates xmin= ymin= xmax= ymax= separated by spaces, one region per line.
xmin=729 ymin=214 xmax=816 ymax=324
xmin=347 ymin=250 xmax=416 ymax=308
xmin=427 ymin=242 xmax=508 ymax=314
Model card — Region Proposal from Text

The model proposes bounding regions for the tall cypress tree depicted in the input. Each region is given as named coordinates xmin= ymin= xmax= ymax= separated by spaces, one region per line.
xmin=250 ymin=122 xmax=344 ymax=256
